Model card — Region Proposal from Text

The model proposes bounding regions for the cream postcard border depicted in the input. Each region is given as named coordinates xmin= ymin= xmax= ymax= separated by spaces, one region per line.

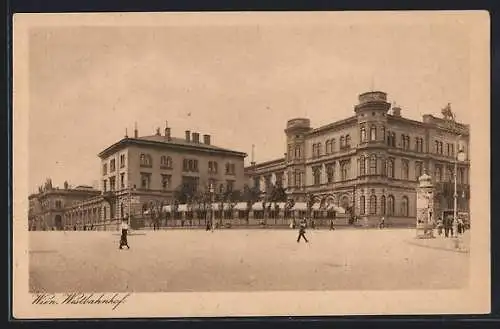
xmin=12 ymin=11 xmax=491 ymax=318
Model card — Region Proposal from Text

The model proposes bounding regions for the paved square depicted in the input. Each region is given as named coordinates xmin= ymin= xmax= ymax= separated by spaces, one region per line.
xmin=29 ymin=229 xmax=469 ymax=292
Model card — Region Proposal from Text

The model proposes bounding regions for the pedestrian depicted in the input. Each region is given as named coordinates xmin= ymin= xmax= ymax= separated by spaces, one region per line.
xmin=119 ymin=217 xmax=130 ymax=250
xmin=444 ymin=216 xmax=452 ymax=238
xmin=437 ymin=217 xmax=443 ymax=236
xmin=296 ymin=218 xmax=309 ymax=243
xmin=379 ymin=216 xmax=385 ymax=229
xmin=206 ymin=220 xmax=211 ymax=231
xmin=329 ymin=219 xmax=335 ymax=231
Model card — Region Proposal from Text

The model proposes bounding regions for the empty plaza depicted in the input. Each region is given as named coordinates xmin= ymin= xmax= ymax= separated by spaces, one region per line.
xmin=29 ymin=228 xmax=469 ymax=293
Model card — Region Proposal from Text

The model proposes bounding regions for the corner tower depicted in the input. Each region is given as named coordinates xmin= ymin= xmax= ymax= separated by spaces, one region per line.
xmin=284 ymin=118 xmax=311 ymax=201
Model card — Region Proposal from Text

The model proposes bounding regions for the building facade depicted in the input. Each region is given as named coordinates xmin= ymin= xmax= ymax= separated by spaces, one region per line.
xmin=245 ymin=91 xmax=470 ymax=227
xmin=97 ymin=122 xmax=248 ymax=225
xmin=28 ymin=180 xmax=101 ymax=230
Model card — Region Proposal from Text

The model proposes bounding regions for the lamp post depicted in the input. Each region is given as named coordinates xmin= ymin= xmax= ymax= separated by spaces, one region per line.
xmin=209 ymin=183 xmax=215 ymax=232
xmin=453 ymin=141 xmax=466 ymax=238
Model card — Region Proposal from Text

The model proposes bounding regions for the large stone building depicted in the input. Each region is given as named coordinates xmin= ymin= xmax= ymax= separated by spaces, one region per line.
xmin=29 ymin=122 xmax=248 ymax=230
xmin=96 ymin=121 xmax=247 ymax=226
xmin=28 ymin=180 xmax=101 ymax=230
xmin=245 ymin=91 xmax=470 ymax=227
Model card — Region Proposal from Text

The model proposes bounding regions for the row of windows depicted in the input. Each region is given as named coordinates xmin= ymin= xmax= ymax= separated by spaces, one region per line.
xmin=103 ymin=154 xmax=127 ymax=175
xmin=359 ymin=195 xmax=409 ymax=217
xmin=310 ymin=135 xmax=352 ymax=159
xmin=434 ymin=165 xmax=467 ymax=183
xmin=434 ymin=140 xmax=459 ymax=157
xmin=308 ymin=160 xmax=352 ymax=186
xmin=360 ymin=125 xmax=379 ymax=142
xmin=103 ymin=153 xmax=236 ymax=176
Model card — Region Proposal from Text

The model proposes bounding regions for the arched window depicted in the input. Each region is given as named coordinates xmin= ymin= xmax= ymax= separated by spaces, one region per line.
xmin=381 ymin=127 xmax=386 ymax=141
xmin=295 ymin=146 xmax=301 ymax=159
xmin=387 ymin=195 xmax=395 ymax=216
xmin=401 ymin=196 xmax=409 ymax=217
xmin=369 ymin=195 xmax=377 ymax=215
xmin=140 ymin=153 xmax=146 ymax=165
xmin=340 ymin=136 xmax=345 ymax=148
xmin=380 ymin=195 xmax=386 ymax=215
xmin=387 ymin=131 xmax=392 ymax=145
xmin=331 ymin=139 xmax=336 ymax=153
xmin=369 ymin=155 xmax=377 ymax=175
xmin=370 ymin=125 xmax=377 ymax=141
xmin=360 ymin=126 xmax=367 ymax=142
xmin=346 ymin=135 xmax=351 ymax=147
xmin=360 ymin=195 xmax=366 ymax=215
xmin=391 ymin=132 xmax=396 ymax=147
xmin=387 ymin=158 xmax=395 ymax=178
xmin=317 ymin=143 xmax=322 ymax=157
xmin=325 ymin=140 xmax=331 ymax=154
xmin=359 ymin=156 xmax=366 ymax=175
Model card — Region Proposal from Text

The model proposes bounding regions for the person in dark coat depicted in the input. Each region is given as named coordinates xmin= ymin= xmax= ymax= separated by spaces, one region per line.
xmin=297 ymin=218 xmax=309 ymax=243
xmin=119 ymin=217 xmax=130 ymax=250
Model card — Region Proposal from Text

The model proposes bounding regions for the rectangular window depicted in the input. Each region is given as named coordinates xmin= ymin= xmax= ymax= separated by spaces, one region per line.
xmin=313 ymin=166 xmax=321 ymax=186
xmin=109 ymin=176 xmax=116 ymax=191
xmin=226 ymin=180 xmax=235 ymax=192
xmin=103 ymin=179 xmax=107 ymax=192
xmin=140 ymin=173 xmax=152 ymax=189
xmin=275 ymin=172 xmax=283 ymax=186
xmin=434 ymin=165 xmax=442 ymax=182
xmin=120 ymin=173 xmax=125 ymax=189
xmin=415 ymin=162 xmax=423 ymax=180
xmin=110 ymin=159 xmax=116 ymax=172
xmin=120 ymin=154 xmax=126 ymax=168
xmin=102 ymin=163 xmax=107 ymax=176
xmin=161 ymin=174 xmax=172 ymax=190
xmin=326 ymin=164 xmax=335 ymax=183
xmin=401 ymin=159 xmax=409 ymax=180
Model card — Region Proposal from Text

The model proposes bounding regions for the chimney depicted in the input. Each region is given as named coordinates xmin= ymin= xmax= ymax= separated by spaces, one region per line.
xmin=155 ymin=127 xmax=161 ymax=136
xmin=203 ymin=134 xmax=211 ymax=145
xmin=185 ymin=130 xmax=191 ymax=142
xmin=192 ymin=132 xmax=200 ymax=143
xmin=392 ymin=106 xmax=401 ymax=117
xmin=164 ymin=121 xmax=171 ymax=140
xmin=134 ymin=122 xmax=138 ymax=138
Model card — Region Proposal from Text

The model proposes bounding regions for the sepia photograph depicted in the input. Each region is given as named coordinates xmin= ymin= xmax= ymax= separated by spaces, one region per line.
xmin=13 ymin=11 xmax=490 ymax=318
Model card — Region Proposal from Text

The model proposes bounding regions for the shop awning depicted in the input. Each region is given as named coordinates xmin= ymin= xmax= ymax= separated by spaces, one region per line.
xmin=177 ymin=204 xmax=188 ymax=212
xmin=234 ymin=202 xmax=248 ymax=210
xmin=293 ymin=202 xmax=307 ymax=211
xmin=252 ymin=203 xmax=264 ymax=211
xmin=312 ymin=203 xmax=321 ymax=210
xmin=162 ymin=205 xmax=171 ymax=212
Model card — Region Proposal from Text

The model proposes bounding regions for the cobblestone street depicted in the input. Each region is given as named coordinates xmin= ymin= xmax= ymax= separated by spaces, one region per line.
xmin=29 ymin=229 xmax=469 ymax=293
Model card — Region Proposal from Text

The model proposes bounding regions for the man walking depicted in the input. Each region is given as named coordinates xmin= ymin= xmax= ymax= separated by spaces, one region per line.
xmin=119 ymin=217 xmax=130 ymax=250
xmin=297 ymin=218 xmax=309 ymax=243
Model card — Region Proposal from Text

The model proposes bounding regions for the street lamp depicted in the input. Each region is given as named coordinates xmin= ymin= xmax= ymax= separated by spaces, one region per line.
xmin=453 ymin=142 xmax=466 ymax=237
xmin=209 ymin=183 xmax=215 ymax=232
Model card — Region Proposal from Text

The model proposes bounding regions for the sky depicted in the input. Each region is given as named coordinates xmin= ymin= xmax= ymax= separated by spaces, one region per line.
xmin=27 ymin=12 xmax=474 ymax=193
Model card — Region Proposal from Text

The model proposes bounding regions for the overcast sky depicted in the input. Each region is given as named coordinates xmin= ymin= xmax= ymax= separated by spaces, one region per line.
xmin=27 ymin=12 xmax=473 ymax=193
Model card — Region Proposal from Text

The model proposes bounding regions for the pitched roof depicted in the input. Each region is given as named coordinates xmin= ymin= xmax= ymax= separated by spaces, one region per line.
xmin=98 ymin=135 xmax=247 ymax=158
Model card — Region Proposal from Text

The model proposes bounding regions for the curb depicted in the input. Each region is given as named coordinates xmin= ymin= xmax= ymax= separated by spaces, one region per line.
xmin=404 ymin=239 xmax=469 ymax=254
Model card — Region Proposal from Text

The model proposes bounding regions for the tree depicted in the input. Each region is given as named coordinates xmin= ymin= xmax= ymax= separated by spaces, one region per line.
xmin=242 ymin=184 xmax=261 ymax=222
xmin=173 ymin=182 xmax=197 ymax=204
